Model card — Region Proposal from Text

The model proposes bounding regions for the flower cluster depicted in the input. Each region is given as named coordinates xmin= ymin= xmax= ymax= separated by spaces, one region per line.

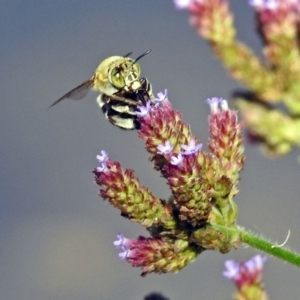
xmin=94 ymin=93 xmax=245 ymax=275
xmin=93 ymin=154 xmax=176 ymax=228
xmin=223 ymin=255 xmax=268 ymax=300
xmin=173 ymin=0 xmax=300 ymax=156
xmin=113 ymin=233 xmax=202 ymax=276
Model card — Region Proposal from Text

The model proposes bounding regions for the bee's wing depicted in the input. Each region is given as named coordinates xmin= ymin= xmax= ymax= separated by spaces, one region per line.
xmin=49 ymin=77 xmax=94 ymax=108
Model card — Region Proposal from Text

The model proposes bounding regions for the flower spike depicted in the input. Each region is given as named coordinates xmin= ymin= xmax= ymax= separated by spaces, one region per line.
xmin=223 ymin=255 xmax=268 ymax=299
xmin=95 ymin=92 xmax=246 ymax=274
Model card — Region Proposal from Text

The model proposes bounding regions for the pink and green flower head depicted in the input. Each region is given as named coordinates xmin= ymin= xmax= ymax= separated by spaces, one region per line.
xmin=223 ymin=255 xmax=267 ymax=287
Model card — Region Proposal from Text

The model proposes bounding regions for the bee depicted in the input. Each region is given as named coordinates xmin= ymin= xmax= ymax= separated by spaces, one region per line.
xmin=50 ymin=50 xmax=153 ymax=129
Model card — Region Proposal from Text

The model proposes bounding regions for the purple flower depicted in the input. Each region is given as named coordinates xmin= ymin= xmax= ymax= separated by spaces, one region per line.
xmin=248 ymin=0 xmax=263 ymax=6
xmin=170 ymin=153 xmax=183 ymax=165
xmin=114 ymin=233 xmax=131 ymax=260
xmin=96 ymin=162 xmax=107 ymax=172
xmin=181 ymin=139 xmax=203 ymax=155
xmin=223 ymin=255 xmax=267 ymax=286
xmin=157 ymin=140 xmax=174 ymax=155
xmin=113 ymin=233 xmax=127 ymax=248
xmin=118 ymin=248 xmax=129 ymax=260
xmin=220 ymin=99 xmax=229 ymax=111
xmin=205 ymin=97 xmax=223 ymax=114
xmin=173 ymin=0 xmax=196 ymax=9
xmin=96 ymin=150 xmax=108 ymax=163
xmin=223 ymin=260 xmax=240 ymax=280
xmin=153 ymin=89 xmax=168 ymax=103
xmin=244 ymin=255 xmax=267 ymax=273
xmin=136 ymin=101 xmax=152 ymax=117
xmin=248 ymin=0 xmax=279 ymax=9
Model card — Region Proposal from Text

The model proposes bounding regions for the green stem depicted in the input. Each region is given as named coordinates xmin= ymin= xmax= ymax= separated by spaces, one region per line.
xmin=211 ymin=224 xmax=300 ymax=267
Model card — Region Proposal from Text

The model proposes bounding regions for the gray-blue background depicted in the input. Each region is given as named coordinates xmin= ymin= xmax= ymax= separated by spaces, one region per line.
xmin=1 ymin=1 xmax=299 ymax=299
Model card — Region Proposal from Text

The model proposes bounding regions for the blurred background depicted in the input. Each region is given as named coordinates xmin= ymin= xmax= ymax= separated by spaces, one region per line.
xmin=1 ymin=1 xmax=300 ymax=299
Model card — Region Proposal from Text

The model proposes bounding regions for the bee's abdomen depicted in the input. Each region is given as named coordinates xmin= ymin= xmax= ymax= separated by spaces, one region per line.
xmin=97 ymin=94 xmax=140 ymax=130
xmin=96 ymin=77 xmax=153 ymax=130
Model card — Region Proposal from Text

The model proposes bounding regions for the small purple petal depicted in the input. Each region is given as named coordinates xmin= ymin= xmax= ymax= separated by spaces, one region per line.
xmin=223 ymin=260 xmax=240 ymax=280
xmin=205 ymin=97 xmax=222 ymax=105
xmin=157 ymin=140 xmax=174 ymax=155
xmin=205 ymin=97 xmax=223 ymax=114
xmin=113 ymin=233 xmax=125 ymax=248
xmin=153 ymin=89 xmax=168 ymax=103
xmin=244 ymin=255 xmax=267 ymax=272
xmin=170 ymin=153 xmax=183 ymax=165
xmin=173 ymin=0 xmax=193 ymax=9
xmin=136 ymin=101 xmax=152 ymax=117
xmin=181 ymin=139 xmax=203 ymax=155
xmin=114 ymin=233 xmax=132 ymax=260
xmin=220 ymin=99 xmax=229 ymax=111
xmin=118 ymin=249 xmax=129 ymax=260
xmin=248 ymin=0 xmax=264 ymax=6
xmin=96 ymin=150 xmax=108 ymax=163
xmin=248 ymin=0 xmax=278 ymax=9
xmin=96 ymin=162 xmax=107 ymax=172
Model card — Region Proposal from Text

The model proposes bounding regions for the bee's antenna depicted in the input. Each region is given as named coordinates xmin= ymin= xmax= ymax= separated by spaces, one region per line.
xmin=124 ymin=52 xmax=133 ymax=58
xmin=133 ymin=49 xmax=151 ymax=64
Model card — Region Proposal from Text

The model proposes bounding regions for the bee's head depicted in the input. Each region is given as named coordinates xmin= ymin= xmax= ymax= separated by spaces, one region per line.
xmin=109 ymin=50 xmax=151 ymax=90
xmin=94 ymin=51 xmax=151 ymax=95
xmin=109 ymin=58 xmax=141 ymax=90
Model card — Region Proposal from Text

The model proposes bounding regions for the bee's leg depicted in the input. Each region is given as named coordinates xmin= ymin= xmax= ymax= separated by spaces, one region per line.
xmin=137 ymin=77 xmax=153 ymax=105
xmin=110 ymin=104 xmax=136 ymax=115
xmin=109 ymin=95 xmax=139 ymax=106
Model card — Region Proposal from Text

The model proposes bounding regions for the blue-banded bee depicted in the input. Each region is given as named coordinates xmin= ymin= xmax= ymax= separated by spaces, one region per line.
xmin=50 ymin=50 xmax=153 ymax=129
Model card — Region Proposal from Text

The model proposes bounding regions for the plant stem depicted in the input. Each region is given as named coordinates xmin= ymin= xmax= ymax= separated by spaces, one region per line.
xmin=211 ymin=224 xmax=300 ymax=267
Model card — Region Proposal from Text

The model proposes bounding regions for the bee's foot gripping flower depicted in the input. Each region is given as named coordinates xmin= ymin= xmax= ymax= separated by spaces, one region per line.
xmin=223 ymin=255 xmax=268 ymax=300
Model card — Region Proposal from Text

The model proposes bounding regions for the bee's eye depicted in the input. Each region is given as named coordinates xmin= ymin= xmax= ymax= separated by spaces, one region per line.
xmin=132 ymin=63 xmax=141 ymax=78
xmin=110 ymin=67 xmax=125 ymax=89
